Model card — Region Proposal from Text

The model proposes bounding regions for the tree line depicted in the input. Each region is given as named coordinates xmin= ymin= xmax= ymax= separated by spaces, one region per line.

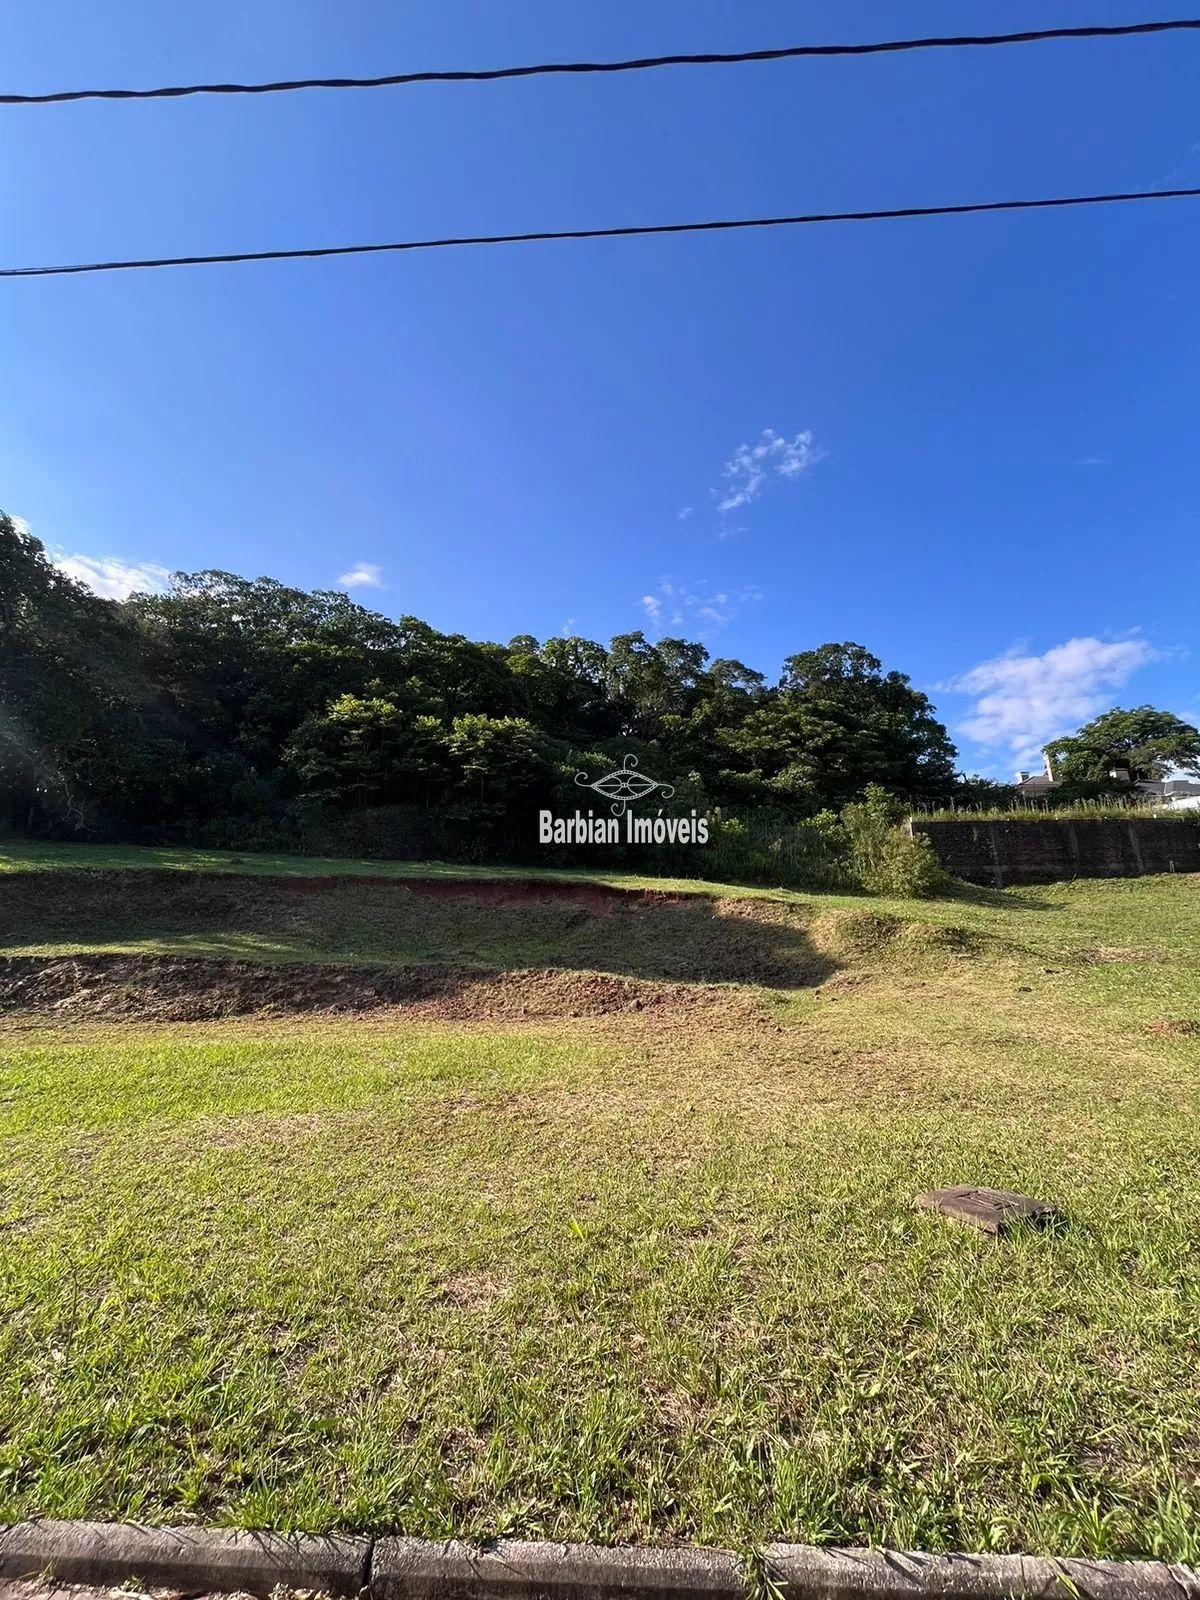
xmin=3 ymin=513 xmax=1194 ymax=887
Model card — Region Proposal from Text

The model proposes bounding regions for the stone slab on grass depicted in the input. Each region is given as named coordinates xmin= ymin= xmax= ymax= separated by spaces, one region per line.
xmin=915 ymin=1186 xmax=1059 ymax=1239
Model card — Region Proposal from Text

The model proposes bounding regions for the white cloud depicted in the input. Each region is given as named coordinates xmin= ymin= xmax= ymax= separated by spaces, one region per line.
xmin=1075 ymin=454 xmax=1110 ymax=466
xmin=53 ymin=551 xmax=171 ymax=600
xmin=943 ymin=636 xmax=1159 ymax=765
xmin=639 ymin=578 xmax=763 ymax=641
xmin=338 ymin=562 xmax=383 ymax=590
xmin=677 ymin=506 xmax=694 ymax=521
xmin=714 ymin=428 xmax=823 ymax=515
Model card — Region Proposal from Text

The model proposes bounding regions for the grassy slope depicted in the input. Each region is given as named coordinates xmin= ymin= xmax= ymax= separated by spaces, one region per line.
xmin=0 ymin=838 xmax=779 ymax=898
xmin=3 ymin=838 xmax=1197 ymax=975
xmin=1 ymin=845 xmax=1199 ymax=1557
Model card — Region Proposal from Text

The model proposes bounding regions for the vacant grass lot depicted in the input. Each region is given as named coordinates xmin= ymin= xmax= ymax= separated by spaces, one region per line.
xmin=0 ymin=838 xmax=772 ymax=895
xmin=1 ymin=845 xmax=1198 ymax=1560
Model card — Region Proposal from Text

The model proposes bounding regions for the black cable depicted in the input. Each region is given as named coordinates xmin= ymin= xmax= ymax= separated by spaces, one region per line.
xmin=4 ymin=18 xmax=1199 ymax=106
xmin=4 ymin=186 xmax=1199 ymax=281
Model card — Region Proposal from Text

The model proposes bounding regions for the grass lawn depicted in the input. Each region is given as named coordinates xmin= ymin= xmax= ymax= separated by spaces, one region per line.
xmin=1 ymin=845 xmax=1199 ymax=1559
xmin=0 ymin=837 xmax=778 ymax=898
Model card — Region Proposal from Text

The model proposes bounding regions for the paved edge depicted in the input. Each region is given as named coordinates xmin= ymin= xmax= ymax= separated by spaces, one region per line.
xmin=371 ymin=1537 xmax=746 ymax=1599
xmin=0 ymin=1523 xmax=369 ymax=1595
xmin=0 ymin=1523 xmax=1197 ymax=1600
xmin=763 ymin=1543 xmax=1198 ymax=1598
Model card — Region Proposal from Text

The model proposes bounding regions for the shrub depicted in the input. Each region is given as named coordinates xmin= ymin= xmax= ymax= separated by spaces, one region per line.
xmin=859 ymin=828 xmax=946 ymax=898
xmin=841 ymin=785 xmax=948 ymax=898
xmin=701 ymin=808 xmax=851 ymax=890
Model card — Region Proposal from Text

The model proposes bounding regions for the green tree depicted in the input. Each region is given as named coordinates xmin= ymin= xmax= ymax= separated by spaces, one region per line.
xmin=129 ymin=572 xmax=409 ymax=769
xmin=657 ymin=656 xmax=766 ymax=779
xmin=708 ymin=642 xmax=956 ymax=813
xmin=285 ymin=698 xmax=450 ymax=809
xmin=444 ymin=714 xmax=551 ymax=811
xmin=778 ymin=642 xmax=958 ymax=808
xmin=947 ymin=775 xmax=1021 ymax=810
xmin=534 ymin=636 xmax=619 ymax=741
xmin=0 ymin=508 xmax=978 ymax=872
xmin=604 ymin=632 xmax=709 ymax=740
xmin=0 ymin=513 xmax=186 ymax=834
xmin=1046 ymin=707 xmax=1200 ymax=789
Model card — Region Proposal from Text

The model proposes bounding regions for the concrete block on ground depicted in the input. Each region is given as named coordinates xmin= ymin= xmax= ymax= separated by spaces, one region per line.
xmin=915 ymin=1186 xmax=1058 ymax=1239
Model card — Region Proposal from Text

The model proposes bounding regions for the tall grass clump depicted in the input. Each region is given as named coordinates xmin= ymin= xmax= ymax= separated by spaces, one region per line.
xmin=698 ymin=795 xmax=948 ymax=899
xmin=701 ymin=808 xmax=852 ymax=891
xmin=842 ymin=786 xmax=948 ymax=897
xmin=918 ymin=797 xmax=1198 ymax=823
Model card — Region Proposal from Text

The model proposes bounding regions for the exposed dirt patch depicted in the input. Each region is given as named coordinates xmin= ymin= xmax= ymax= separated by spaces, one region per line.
xmin=415 ymin=969 xmax=736 ymax=1022
xmin=406 ymin=876 xmax=688 ymax=915
xmin=819 ymin=973 xmax=871 ymax=997
xmin=0 ymin=953 xmax=740 ymax=1023
xmin=0 ymin=869 xmax=835 ymax=989
xmin=441 ymin=1269 xmax=508 ymax=1310
xmin=1146 ymin=1018 xmax=1200 ymax=1038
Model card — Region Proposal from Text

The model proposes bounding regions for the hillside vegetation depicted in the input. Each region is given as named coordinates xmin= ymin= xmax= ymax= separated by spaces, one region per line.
xmin=4 ymin=515 xmax=966 ymax=884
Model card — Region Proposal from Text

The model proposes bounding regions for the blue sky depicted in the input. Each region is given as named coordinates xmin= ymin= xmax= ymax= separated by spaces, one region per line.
xmin=2 ymin=0 xmax=1197 ymax=776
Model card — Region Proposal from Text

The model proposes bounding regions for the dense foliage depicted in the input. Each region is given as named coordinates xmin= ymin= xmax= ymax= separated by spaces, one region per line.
xmin=1046 ymin=706 xmax=1200 ymax=793
xmin=2 ymin=513 xmax=968 ymax=889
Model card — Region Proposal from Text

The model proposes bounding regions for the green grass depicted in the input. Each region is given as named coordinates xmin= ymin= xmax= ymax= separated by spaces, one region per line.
xmin=1 ymin=850 xmax=1199 ymax=1558
xmin=1 ymin=841 xmax=1197 ymax=984
xmin=0 ymin=837 xmax=785 ymax=899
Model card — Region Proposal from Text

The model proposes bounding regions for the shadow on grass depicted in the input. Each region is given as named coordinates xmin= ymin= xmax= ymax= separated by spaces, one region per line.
xmin=944 ymin=880 xmax=1061 ymax=914
xmin=0 ymin=870 xmax=838 ymax=991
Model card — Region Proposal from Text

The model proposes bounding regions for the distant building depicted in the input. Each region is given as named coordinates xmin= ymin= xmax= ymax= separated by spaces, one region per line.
xmin=1139 ymin=779 xmax=1200 ymax=810
xmin=1014 ymin=751 xmax=1200 ymax=807
xmin=1014 ymin=752 xmax=1058 ymax=799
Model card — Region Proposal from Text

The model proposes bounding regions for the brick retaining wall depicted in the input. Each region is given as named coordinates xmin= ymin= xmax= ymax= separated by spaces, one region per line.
xmin=911 ymin=815 xmax=1200 ymax=886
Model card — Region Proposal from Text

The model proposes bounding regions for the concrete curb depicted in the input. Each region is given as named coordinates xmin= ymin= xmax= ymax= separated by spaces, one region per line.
xmin=763 ymin=1543 xmax=1199 ymax=1598
xmin=371 ymin=1537 xmax=745 ymax=1599
xmin=0 ymin=1522 xmax=1196 ymax=1599
xmin=0 ymin=1522 xmax=369 ymax=1595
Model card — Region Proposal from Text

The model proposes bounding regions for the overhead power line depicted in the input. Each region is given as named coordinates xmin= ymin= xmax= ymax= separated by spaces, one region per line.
xmin=4 ymin=18 xmax=1199 ymax=106
xmin=4 ymin=186 xmax=1199 ymax=281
